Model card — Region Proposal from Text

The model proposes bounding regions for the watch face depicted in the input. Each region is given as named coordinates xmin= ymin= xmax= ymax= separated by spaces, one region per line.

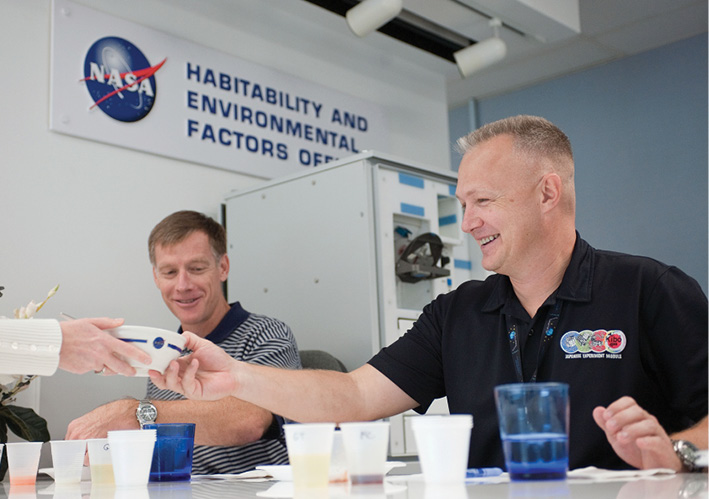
xmin=138 ymin=404 xmax=157 ymax=422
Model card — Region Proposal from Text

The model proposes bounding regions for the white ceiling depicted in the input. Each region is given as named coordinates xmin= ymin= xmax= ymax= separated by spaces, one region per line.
xmin=402 ymin=0 xmax=708 ymax=106
xmin=152 ymin=0 xmax=707 ymax=108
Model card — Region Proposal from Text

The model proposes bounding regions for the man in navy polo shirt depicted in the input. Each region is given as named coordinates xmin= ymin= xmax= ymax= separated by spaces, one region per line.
xmin=151 ymin=116 xmax=707 ymax=472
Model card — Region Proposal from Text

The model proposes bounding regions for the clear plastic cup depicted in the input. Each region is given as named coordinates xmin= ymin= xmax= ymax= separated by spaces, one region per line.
xmin=142 ymin=423 xmax=195 ymax=482
xmin=495 ymin=382 xmax=569 ymax=481
xmin=107 ymin=429 xmax=156 ymax=487
xmin=50 ymin=440 xmax=87 ymax=484
xmin=284 ymin=423 xmax=335 ymax=489
xmin=411 ymin=415 xmax=473 ymax=484
xmin=339 ymin=421 xmax=390 ymax=485
xmin=6 ymin=441 xmax=43 ymax=486
xmin=329 ymin=430 xmax=348 ymax=483
xmin=87 ymin=438 xmax=115 ymax=485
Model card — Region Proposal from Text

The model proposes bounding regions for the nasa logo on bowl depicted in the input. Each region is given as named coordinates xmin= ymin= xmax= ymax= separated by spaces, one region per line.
xmin=82 ymin=36 xmax=166 ymax=122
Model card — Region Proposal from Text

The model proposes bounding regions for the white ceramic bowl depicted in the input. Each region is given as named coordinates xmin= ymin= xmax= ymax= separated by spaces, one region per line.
xmin=107 ymin=325 xmax=185 ymax=376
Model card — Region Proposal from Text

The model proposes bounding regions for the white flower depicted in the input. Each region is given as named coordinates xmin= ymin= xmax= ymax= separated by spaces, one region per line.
xmin=14 ymin=300 xmax=38 ymax=319
xmin=12 ymin=285 xmax=59 ymax=319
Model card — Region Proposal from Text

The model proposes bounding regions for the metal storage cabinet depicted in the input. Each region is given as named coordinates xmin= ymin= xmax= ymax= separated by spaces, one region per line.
xmin=224 ymin=151 xmax=487 ymax=456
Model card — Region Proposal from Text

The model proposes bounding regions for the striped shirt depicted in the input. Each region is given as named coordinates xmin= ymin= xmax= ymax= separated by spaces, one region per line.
xmin=146 ymin=302 xmax=301 ymax=474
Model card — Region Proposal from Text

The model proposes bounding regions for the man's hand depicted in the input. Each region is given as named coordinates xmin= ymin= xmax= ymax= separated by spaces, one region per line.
xmin=65 ymin=399 xmax=140 ymax=440
xmin=149 ymin=331 xmax=239 ymax=401
xmin=592 ymin=396 xmax=681 ymax=470
xmin=58 ymin=318 xmax=152 ymax=376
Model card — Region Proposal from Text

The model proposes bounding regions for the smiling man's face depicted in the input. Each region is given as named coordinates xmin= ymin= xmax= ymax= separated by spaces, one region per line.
xmin=153 ymin=230 xmax=230 ymax=336
xmin=456 ymin=134 xmax=544 ymax=278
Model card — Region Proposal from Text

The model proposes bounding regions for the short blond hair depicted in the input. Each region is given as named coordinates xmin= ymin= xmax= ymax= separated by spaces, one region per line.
xmin=458 ymin=115 xmax=576 ymax=211
xmin=148 ymin=210 xmax=226 ymax=265
xmin=457 ymin=115 xmax=573 ymax=164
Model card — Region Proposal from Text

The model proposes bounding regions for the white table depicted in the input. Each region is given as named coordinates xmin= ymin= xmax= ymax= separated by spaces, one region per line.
xmin=2 ymin=471 xmax=706 ymax=499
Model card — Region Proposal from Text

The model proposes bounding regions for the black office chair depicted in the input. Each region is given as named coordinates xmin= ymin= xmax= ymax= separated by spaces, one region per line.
xmin=299 ymin=350 xmax=348 ymax=373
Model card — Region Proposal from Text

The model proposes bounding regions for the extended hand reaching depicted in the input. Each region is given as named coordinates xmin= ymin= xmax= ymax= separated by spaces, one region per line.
xmin=149 ymin=331 xmax=240 ymax=401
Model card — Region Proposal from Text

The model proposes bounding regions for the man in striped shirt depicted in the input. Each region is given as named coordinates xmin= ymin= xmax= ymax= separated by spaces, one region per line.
xmin=66 ymin=210 xmax=301 ymax=474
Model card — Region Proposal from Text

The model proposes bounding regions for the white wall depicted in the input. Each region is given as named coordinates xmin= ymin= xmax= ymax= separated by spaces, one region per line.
xmin=0 ymin=0 xmax=450 ymax=464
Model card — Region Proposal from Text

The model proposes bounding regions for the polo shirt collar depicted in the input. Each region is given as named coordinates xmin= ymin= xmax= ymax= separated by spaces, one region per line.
xmin=482 ymin=232 xmax=594 ymax=313
xmin=177 ymin=302 xmax=250 ymax=344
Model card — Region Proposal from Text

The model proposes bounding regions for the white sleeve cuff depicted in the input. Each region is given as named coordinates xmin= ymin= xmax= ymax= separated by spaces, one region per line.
xmin=0 ymin=319 xmax=62 ymax=376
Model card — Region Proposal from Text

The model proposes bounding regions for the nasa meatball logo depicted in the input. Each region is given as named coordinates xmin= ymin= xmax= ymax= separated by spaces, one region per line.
xmin=82 ymin=37 xmax=166 ymax=122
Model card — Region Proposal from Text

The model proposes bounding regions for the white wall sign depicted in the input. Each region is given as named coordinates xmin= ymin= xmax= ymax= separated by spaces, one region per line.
xmin=49 ymin=0 xmax=389 ymax=179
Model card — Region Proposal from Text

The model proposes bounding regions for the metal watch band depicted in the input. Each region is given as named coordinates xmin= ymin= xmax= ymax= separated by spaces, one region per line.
xmin=672 ymin=439 xmax=700 ymax=473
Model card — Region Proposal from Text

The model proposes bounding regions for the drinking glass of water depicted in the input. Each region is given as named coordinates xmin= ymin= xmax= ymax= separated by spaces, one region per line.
xmin=494 ymin=382 xmax=569 ymax=481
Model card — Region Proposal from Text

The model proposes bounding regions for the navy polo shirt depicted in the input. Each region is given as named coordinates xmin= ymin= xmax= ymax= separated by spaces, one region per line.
xmin=369 ymin=234 xmax=708 ymax=470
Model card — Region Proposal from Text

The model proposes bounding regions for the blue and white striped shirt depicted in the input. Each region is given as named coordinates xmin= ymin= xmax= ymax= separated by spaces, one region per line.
xmin=147 ymin=302 xmax=301 ymax=475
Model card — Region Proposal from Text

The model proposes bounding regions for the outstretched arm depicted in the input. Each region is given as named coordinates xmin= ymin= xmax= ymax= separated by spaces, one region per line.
xmin=149 ymin=332 xmax=418 ymax=423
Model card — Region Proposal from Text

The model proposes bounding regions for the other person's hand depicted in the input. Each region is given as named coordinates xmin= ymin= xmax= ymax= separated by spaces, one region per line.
xmin=149 ymin=331 xmax=238 ymax=401
xmin=65 ymin=398 xmax=141 ymax=439
xmin=59 ymin=318 xmax=152 ymax=376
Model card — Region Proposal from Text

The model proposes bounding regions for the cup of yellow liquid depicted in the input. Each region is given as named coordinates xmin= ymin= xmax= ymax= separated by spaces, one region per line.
xmin=87 ymin=438 xmax=115 ymax=485
xmin=284 ymin=423 xmax=335 ymax=489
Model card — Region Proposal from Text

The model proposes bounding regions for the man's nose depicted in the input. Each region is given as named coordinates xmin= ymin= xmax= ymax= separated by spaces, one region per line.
xmin=461 ymin=206 xmax=482 ymax=234
xmin=176 ymin=270 xmax=192 ymax=290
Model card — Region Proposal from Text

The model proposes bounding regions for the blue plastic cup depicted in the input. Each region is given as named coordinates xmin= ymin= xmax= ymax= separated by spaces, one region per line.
xmin=494 ymin=383 xmax=569 ymax=481
xmin=142 ymin=423 xmax=195 ymax=482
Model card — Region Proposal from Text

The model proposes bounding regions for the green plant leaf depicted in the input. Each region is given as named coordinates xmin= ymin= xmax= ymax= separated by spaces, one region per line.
xmin=0 ymin=405 xmax=50 ymax=442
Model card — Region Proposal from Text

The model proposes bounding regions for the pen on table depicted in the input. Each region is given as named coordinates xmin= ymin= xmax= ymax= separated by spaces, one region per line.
xmin=59 ymin=312 xmax=75 ymax=321
xmin=466 ymin=467 xmax=503 ymax=478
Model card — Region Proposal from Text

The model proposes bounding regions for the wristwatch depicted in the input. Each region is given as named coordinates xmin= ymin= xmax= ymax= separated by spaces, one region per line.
xmin=672 ymin=439 xmax=701 ymax=472
xmin=136 ymin=399 xmax=157 ymax=428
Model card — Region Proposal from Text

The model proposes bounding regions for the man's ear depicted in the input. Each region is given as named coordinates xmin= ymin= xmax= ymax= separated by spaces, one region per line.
xmin=219 ymin=254 xmax=230 ymax=282
xmin=540 ymin=173 xmax=562 ymax=212
xmin=152 ymin=266 xmax=159 ymax=287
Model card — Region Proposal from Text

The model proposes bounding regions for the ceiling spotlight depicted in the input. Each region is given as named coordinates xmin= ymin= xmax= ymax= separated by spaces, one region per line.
xmin=453 ymin=18 xmax=507 ymax=78
xmin=346 ymin=0 xmax=404 ymax=37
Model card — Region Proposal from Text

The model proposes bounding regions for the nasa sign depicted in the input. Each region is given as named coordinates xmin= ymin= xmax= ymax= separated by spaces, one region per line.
xmin=49 ymin=0 xmax=388 ymax=179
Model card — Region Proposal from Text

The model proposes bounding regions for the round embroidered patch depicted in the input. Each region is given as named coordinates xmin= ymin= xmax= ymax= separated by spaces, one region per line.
xmin=590 ymin=330 xmax=608 ymax=352
xmin=575 ymin=330 xmax=594 ymax=353
xmin=605 ymin=330 xmax=627 ymax=353
xmin=560 ymin=331 xmax=579 ymax=354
